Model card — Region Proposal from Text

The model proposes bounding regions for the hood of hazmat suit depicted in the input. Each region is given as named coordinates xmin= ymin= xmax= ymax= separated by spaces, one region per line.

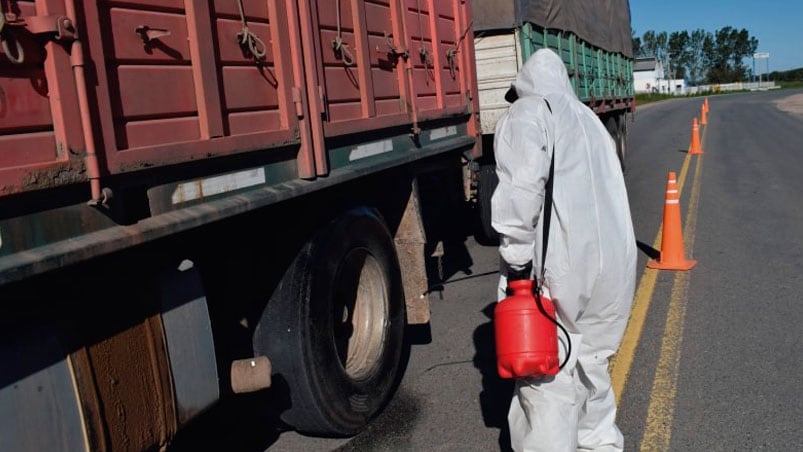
xmin=491 ymin=49 xmax=637 ymax=451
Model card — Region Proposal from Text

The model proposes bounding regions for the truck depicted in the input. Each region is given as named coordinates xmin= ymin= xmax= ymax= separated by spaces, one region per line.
xmin=0 ymin=0 xmax=482 ymax=449
xmin=470 ymin=0 xmax=635 ymax=243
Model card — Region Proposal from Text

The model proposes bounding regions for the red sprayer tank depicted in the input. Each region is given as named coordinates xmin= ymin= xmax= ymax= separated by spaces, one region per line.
xmin=495 ymin=279 xmax=560 ymax=378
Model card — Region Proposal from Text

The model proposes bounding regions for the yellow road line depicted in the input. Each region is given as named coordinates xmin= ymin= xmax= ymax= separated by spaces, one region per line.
xmin=610 ymin=153 xmax=692 ymax=404
xmin=676 ymin=147 xmax=693 ymax=194
xmin=610 ymin=121 xmax=706 ymax=404
xmin=640 ymin=152 xmax=704 ymax=451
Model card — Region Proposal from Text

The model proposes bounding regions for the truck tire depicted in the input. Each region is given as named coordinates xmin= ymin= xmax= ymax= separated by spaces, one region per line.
xmin=475 ymin=164 xmax=500 ymax=246
xmin=617 ymin=115 xmax=628 ymax=172
xmin=254 ymin=207 xmax=406 ymax=436
xmin=605 ymin=117 xmax=625 ymax=171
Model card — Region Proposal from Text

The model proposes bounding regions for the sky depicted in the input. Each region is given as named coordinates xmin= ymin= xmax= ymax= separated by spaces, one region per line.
xmin=630 ymin=0 xmax=803 ymax=72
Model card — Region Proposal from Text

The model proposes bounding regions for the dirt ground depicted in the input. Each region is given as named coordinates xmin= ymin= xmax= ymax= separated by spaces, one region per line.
xmin=775 ymin=93 xmax=803 ymax=115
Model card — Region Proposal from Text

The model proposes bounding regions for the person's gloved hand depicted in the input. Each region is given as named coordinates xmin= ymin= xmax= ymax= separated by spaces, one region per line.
xmin=506 ymin=261 xmax=533 ymax=282
xmin=505 ymin=261 xmax=533 ymax=295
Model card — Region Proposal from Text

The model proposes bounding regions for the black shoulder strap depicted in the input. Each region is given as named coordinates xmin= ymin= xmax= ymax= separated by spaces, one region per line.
xmin=540 ymin=99 xmax=554 ymax=286
xmin=536 ymin=98 xmax=571 ymax=370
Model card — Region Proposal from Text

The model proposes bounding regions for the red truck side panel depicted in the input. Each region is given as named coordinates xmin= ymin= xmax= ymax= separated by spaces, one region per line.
xmin=1 ymin=0 xmax=478 ymax=195
xmin=364 ymin=1 xmax=403 ymax=116
xmin=78 ymin=0 xmax=305 ymax=175
xmin=402 ymin=0 xmax=472 ymax=119
xmin=405 ymin=0 xmax=437 ymax=111
xmin=459 ymin=0 xmax=482 ymax=157
xmin=305 ymin=0 xmax=409 ymax=139
xmin=0 ymin=0 xmax=87 ymax=195
xmin=301 ymin=0 xmax=474 ymax=140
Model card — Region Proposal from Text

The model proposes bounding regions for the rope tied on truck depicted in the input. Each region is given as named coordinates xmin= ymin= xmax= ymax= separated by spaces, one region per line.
xmin=332 ymin=0 xmax=354 ymax=66
xmin=1 ymin=8 xmax=25 ymax=64
xmin=415 ymin=0 xmax=433 ymax=83
xmin=446 ymin=20 xmax=473 ymax=78
xmin=236 ymin=0 xmax=266 ymax=61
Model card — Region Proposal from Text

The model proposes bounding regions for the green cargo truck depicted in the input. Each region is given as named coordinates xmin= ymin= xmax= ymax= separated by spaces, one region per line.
xmin=471 ymin=0 xmax=635 ymax=243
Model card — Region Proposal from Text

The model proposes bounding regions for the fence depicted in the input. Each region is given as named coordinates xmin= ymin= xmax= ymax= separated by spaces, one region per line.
xmin=687 ymin=81 xmax=778 ymax=94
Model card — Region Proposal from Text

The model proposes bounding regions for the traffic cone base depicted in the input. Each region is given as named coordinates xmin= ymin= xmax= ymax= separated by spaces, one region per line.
xmin=647 ymin=256 xmax=697 ymax=270
xmin=648 ymin=172 xmax=697 ymax=271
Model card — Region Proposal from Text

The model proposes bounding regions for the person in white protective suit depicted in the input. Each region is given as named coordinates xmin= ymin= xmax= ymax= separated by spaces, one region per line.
xmin=491 ymin=48 xmax=637 ymax=451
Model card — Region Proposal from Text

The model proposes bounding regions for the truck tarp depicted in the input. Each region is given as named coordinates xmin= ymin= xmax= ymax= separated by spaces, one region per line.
xmin=472 ymin=0 xmax=633 ymax=58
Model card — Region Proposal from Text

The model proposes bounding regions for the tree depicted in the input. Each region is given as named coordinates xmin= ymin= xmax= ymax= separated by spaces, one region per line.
xmin=667 ymin=31 xmax=690 ymax=80
xmin=640 ymin=30 xmax=669 ymax=85
xmin=770 ymin=68 xmax=803 ymax=81
xmin=687 ymin=29 xmax=713 ymax=85
xmin=632 ymin=29 xmax=642 ymax=57
xmin=641 ymin=31 xmax=668 ymax=62
xmin=637 ymin=27 xmax=759 ymax=85
xmin=706 ymin=27 xmax=758 ymax=83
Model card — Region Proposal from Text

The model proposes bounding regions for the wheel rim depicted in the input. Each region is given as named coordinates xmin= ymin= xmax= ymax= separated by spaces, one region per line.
xmin=333 ymin=249 xmax=389 ymax=381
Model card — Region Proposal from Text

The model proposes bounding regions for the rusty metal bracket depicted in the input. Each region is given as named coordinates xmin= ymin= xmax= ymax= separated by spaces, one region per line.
xmin=22 ymin=15 xmax=76 ymax=41
xmin=381 ymin=31 xmax=408 ymax=60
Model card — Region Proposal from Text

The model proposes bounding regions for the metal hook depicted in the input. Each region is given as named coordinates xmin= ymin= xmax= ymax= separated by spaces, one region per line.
xmin=135 ymin=25 xmax=171 ymax=44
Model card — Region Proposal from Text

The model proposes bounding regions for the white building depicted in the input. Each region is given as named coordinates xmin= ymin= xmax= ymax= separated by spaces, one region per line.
xmin=633 ymin=56 xmax=686 ymax=94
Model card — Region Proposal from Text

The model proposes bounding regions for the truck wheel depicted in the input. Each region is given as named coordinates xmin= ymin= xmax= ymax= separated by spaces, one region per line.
xmin=617 ymin=115 xmax=628 ymax=172
xmin=605 ymin=117 xmax=625 ymax=171
xmin=475 ymin=164 xmax=500 ymax=246
xmin=254 ymin=208 xmax=406 ymax=436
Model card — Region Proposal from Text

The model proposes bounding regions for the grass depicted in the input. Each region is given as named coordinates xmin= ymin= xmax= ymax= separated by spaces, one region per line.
xmin=635 ymin=91 xmax=715 ymax=106
xmin=636 ymin=81 xmax=803 ymax=107
xmin=635 ymin=93 xmax=675 ymax=106
xmin=778 ymin=81 xmax=803 ymax=89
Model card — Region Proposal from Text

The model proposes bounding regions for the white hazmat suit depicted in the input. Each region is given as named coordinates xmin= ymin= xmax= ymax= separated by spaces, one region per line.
xmin=491 ymin=49 xmax=637 ymax=451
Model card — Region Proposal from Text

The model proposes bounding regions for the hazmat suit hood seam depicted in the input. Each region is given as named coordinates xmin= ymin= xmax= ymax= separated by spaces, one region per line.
xmin=513 ymin=49 xmax=576 ymax=100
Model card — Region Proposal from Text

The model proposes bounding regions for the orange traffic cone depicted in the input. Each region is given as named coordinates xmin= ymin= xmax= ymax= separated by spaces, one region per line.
xmin=688 ymin=118 xmax=703 ymax=155
xmin=704 ymin=97 xmax=709 ymax=113
xmin=647 ymin=172 xmax=697 ymax=271
xmin=701 ymin=103 xmax=707 ymax=125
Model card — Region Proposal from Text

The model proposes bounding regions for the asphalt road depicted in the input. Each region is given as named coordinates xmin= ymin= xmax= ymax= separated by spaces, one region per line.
xmin=619 ymin=89 xmax=803 ymax=451
xmin=174 ymin=88 xmax=803 ymax=451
